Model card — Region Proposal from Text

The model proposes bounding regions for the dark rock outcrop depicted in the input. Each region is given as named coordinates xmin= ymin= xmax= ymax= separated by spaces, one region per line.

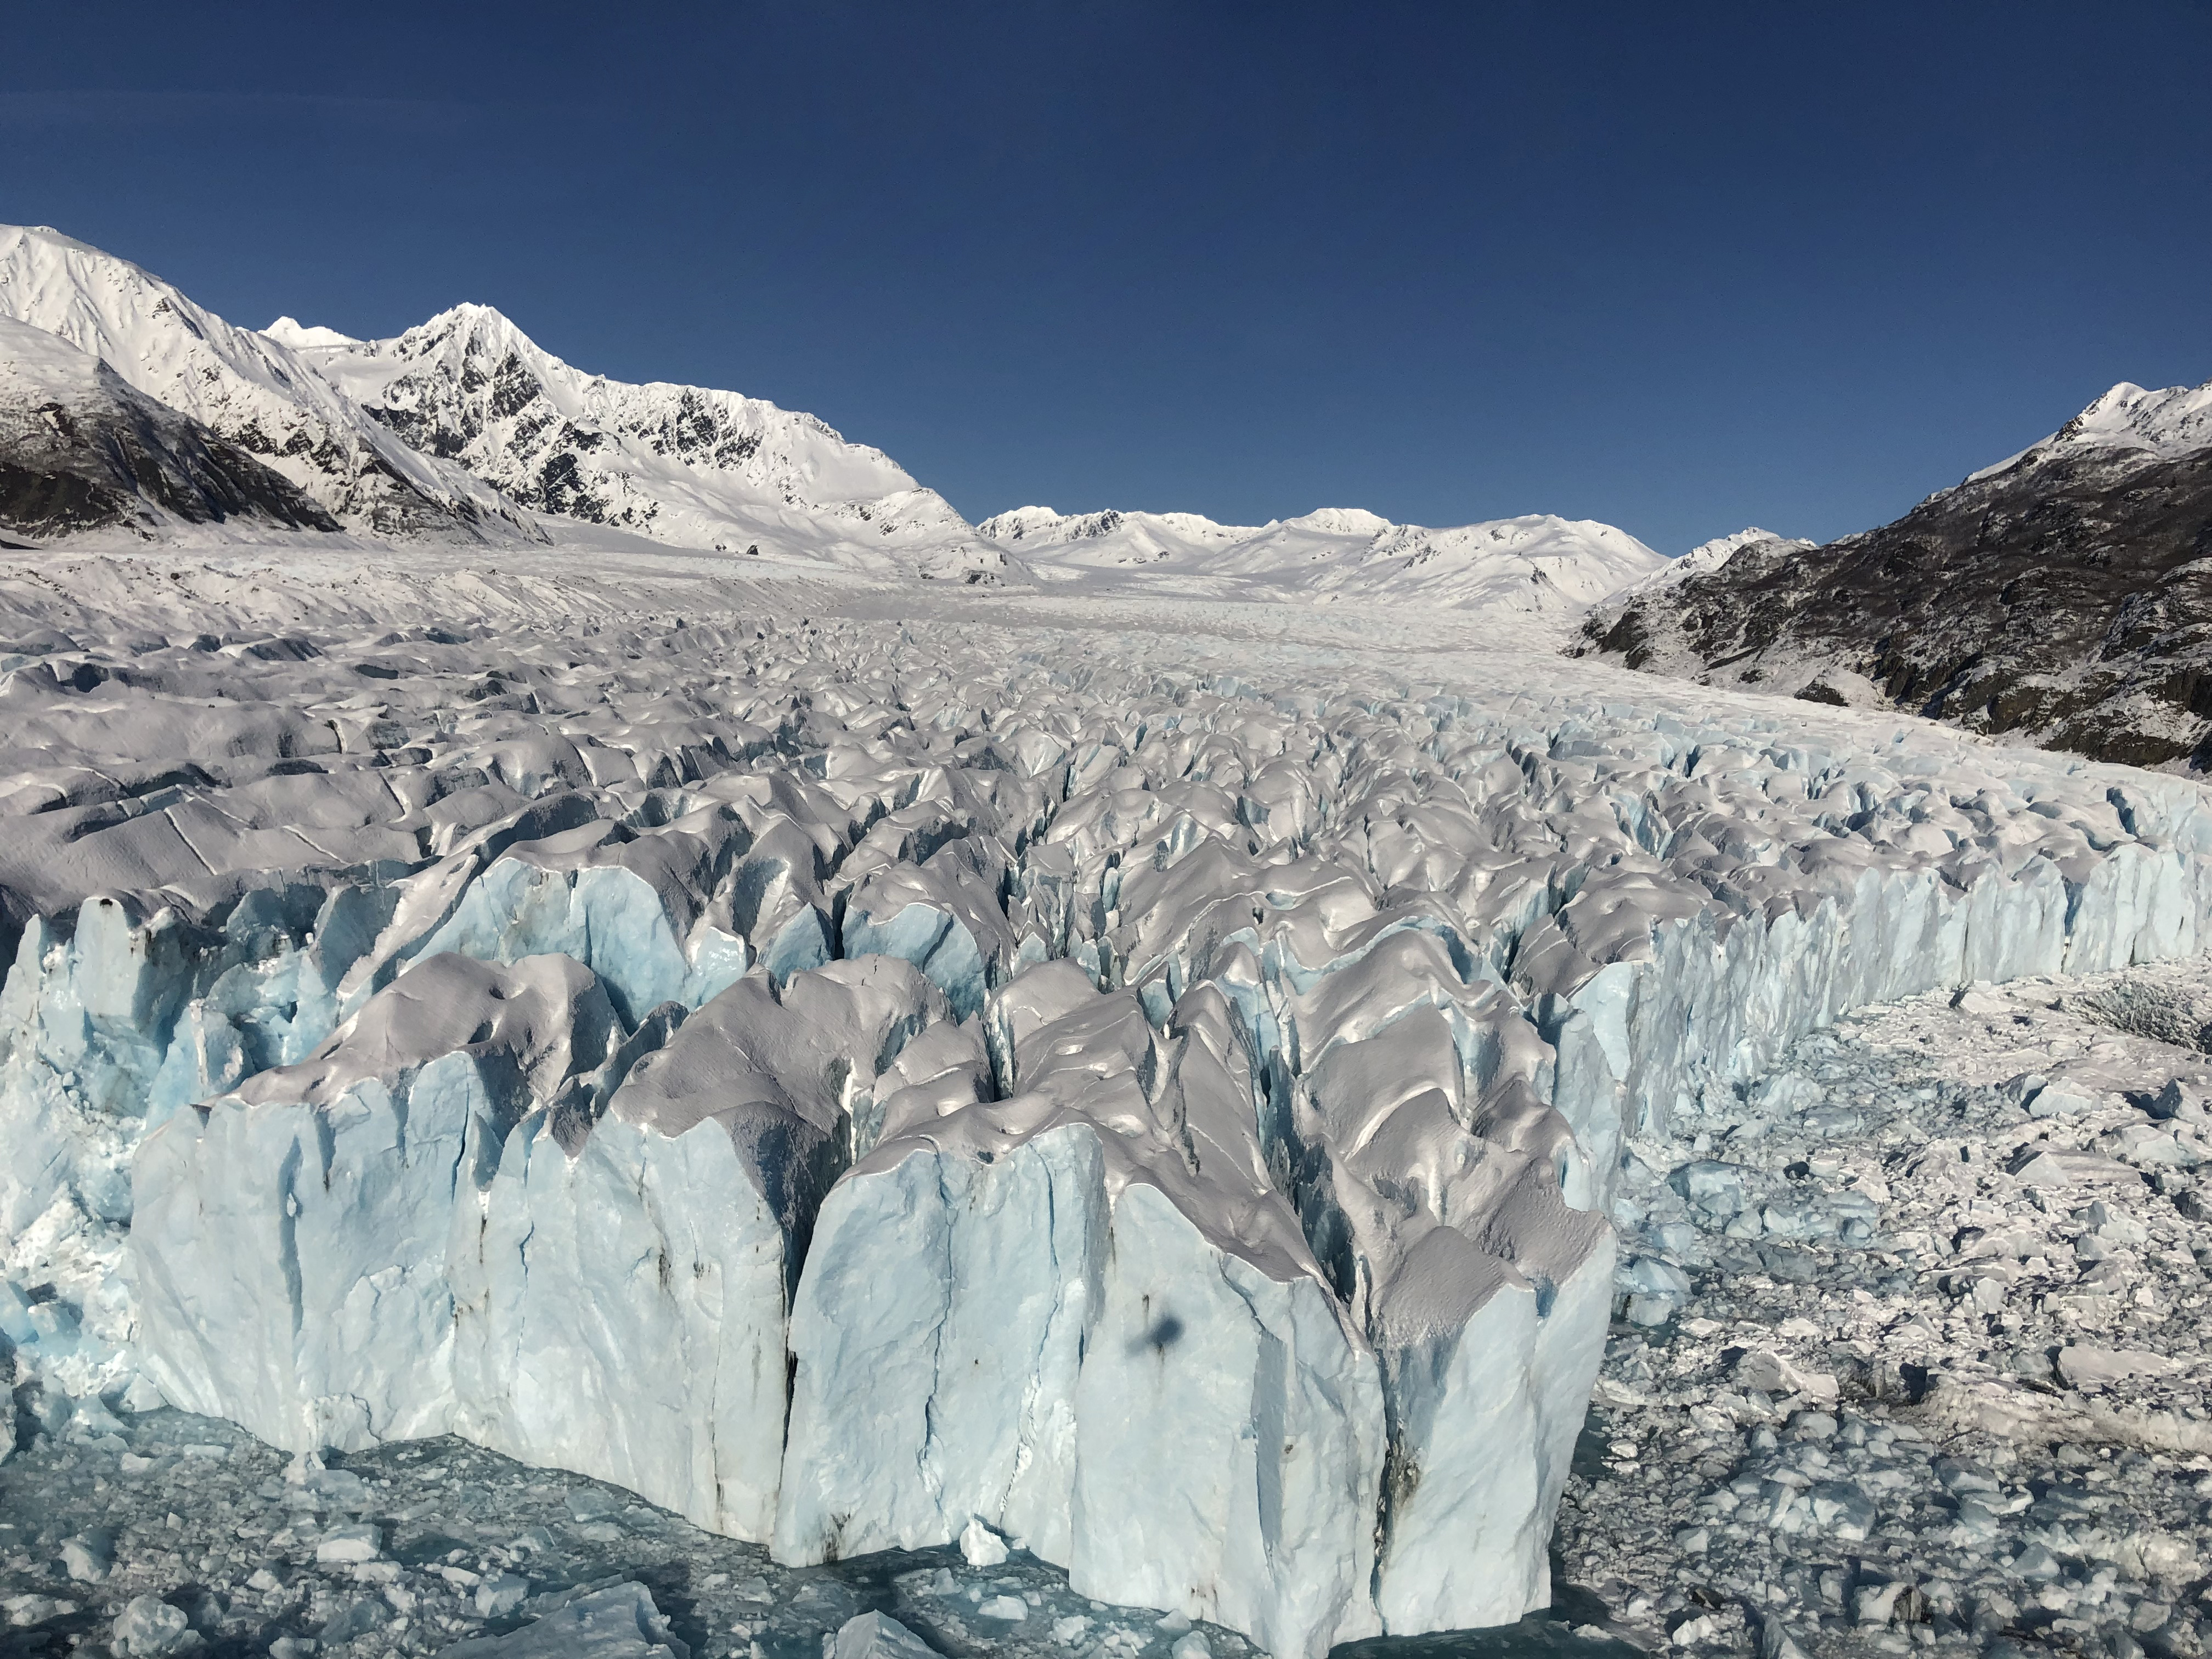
xmin=0 ymin=316 xmax=340 ymax=542
xmin=1579 ymin=381 xmax=2212 ymax=769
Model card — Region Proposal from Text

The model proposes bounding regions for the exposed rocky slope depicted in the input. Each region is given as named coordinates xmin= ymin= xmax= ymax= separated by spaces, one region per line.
xmin=0 ymin=317 xmax=338 ymax=542
xmin=1578 ymin=380 xmax=2212 ymax=768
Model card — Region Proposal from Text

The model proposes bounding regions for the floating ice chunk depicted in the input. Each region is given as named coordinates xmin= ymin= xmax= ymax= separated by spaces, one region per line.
xmin=60 ymin=1532 xmax=111 ymax=1582
xmin=1618 ymin=1256 xmax=1693 ymax=1324
xmin=437 ymin=1582 xmax=690 ymax=1659
xmin=832 ymin=1612 xmax=943 ymax=1659
xmin=2055 ymin=1345 xmax=2182 ymax=1389
xmin=475 ymin=1573 xmax=529 ymax=1616
xmin=111 ymin=1595 xmax=190 ymax=1658
xmin=315 ymin=1522 xmax=382 ymax=1564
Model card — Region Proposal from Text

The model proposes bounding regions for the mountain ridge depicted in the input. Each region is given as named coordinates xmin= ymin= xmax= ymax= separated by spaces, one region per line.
xmin=283 ymin=301 xmax=1007 ymax=582
xmin=0 ymin=224 xmax=1674 ymax=614
xmin=975 ymin=501 xmax=1665 ymax=616
xmin=0 ymin=225 xmax=534 ymax=543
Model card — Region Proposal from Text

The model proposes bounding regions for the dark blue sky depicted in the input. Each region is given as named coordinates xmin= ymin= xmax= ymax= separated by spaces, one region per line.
xmin=3 ymin=2 xmax=2206 ymax=552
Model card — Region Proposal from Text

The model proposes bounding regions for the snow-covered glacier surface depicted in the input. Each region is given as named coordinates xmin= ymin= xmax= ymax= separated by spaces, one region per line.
xmin=2 ymin=546 xmax=2211 ymax=1657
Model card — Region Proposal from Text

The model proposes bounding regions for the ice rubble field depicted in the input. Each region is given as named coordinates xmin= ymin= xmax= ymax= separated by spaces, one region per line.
xmin=2 ymin=548 xmax=2211 ymax=1659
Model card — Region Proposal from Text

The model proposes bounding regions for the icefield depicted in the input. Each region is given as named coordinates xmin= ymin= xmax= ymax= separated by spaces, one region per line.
xmin=0 ymin=541 xmax=2208 ymax=1659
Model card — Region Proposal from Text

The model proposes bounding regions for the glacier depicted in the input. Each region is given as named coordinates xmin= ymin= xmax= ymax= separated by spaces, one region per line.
xmin=0 ymin=548 xmax=2208 ymax=1655
xmin=4 ymin=223 xmax=2212 ymax=1659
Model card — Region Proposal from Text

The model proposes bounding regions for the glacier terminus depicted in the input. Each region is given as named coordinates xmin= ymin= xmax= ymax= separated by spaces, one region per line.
xmin=0 ymin=221 xmax=2208 ymax=1659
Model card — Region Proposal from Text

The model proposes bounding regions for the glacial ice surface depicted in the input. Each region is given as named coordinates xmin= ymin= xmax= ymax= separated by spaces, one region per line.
xmin=3 ymin=552 xmax=2212 ymax=1655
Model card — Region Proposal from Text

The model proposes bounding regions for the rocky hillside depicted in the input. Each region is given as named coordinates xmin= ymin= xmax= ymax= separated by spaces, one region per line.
xmin=0 ymin=316 xmax=338 ymax=543
xmin=1578 ymin=379 xmax=2212 ymax=768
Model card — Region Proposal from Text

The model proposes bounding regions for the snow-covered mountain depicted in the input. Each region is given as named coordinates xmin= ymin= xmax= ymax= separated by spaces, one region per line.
xmin=1672 ymin=525 xmax=1808 ymax=578
xmin=0 ymin=226 xmax=533 ymax=542
xmin=276 ymin=305 xmax=1007 ymax=581
xmin=1605 ymin=526 xmax=1814 ymax=601
xmin=977 ymin=504 xmax=1664 ymax=613
xmin=0 ymin=315 xmax=338 ymax=543
xmin=1581 ymin=376 xmax=2212 ymax=767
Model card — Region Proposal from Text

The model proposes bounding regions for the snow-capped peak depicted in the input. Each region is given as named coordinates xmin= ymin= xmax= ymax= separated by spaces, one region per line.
xmin=1606 ymin=526 xmax=1811 ymax=601
xmin=262 ymin=317 xmax=361 ymax=350
xmin=971 ymin=505 xmax=1069 ymax=541
xmin=2052 ymin=379 xmax=2212 ymax=460
xmin=1684 ymin=527 xmax=1788 ymax=564
xmin=1967 ymin=376 xmax=2212 ymax=483
xmin=290 ymin=301 xmax=979 ymax=571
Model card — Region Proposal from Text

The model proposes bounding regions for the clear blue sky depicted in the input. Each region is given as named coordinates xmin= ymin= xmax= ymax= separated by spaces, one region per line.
xmin=3 ymin=2 xmax=2206 ymax=553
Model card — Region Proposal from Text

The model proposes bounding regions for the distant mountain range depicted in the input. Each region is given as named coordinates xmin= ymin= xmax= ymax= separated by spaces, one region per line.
xmin=0 ymin=224 xmax=1666 ymax=613
xmin=1579 ymin=378 xmax=2212 ymax=768
xmin=979 ymin=504 xmax=1664 ymax=616
xmin=15 ymin=221 xmax=2200 ymax=735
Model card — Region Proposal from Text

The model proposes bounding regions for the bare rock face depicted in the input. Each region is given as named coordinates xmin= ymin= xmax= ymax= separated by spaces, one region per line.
xmin=0 ymin=317 xmax=338 ymax=541
xmin=1580 ymin=380 xmax=2212 ymax=769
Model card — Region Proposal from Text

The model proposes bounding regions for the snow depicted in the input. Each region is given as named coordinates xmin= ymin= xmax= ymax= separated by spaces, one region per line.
xmin=1607 ymin=527 xmax=1815 ymax=601
xmin=0 ymin=312 xmax=119 ymax=400
xmin=287 ymin=303 xmax=1001 ymax=580
xmin=261 ymin=318 xmax=361 ymax=351
xmin=1 ymin=227 xmax=1660 ymax=617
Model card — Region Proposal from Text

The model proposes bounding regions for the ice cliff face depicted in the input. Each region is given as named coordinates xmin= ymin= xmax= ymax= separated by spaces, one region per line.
xmin=0 ymin=316 xmax=338 ymax=542
xmin=284 ymin=304 xmax=1008 ymax=582
xmin=1 ymin=550 xmax=2210 ymax=1654
xmin=979 ymin=504 xmax=1664 ymax=614
xmin=1581 ymin=377 xmax=2212 ymax=768
xmin=0 ymin=227 xmax=535 ymax=542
